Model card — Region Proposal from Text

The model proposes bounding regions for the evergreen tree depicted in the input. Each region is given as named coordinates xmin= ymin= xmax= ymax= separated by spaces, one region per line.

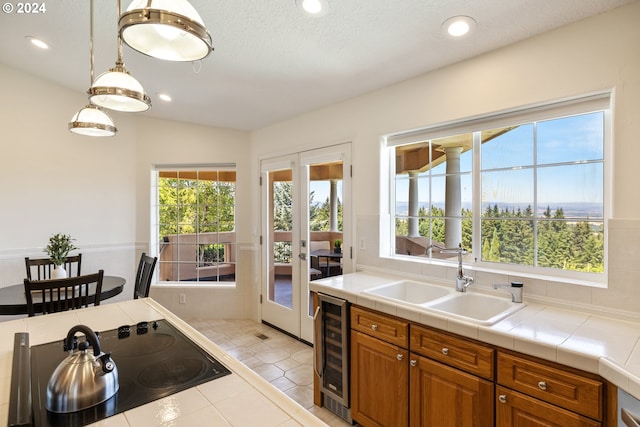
xmin=273 ymin=181 xmax=293 ymax=231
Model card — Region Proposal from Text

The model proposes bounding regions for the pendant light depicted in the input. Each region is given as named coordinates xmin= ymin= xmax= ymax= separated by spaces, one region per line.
xmin=69 ymin=0 xmax=117 ymax=137
xmin=69 ymin=105 xmax=117 ymax=136
xmin=118 ymin=0 xmax=213 ymax=62
xmin=89 ymin=0 xmax=151 ymax=112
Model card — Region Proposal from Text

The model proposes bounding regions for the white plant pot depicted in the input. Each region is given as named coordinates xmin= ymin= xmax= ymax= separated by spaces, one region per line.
xmin=52 ymin=265 xmax=67 ymax=279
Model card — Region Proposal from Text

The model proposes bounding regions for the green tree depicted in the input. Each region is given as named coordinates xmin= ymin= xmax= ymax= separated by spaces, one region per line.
xmin=158 ymin=177 xmax=236 ymax=239
xmin=273 ymin=181 xmax=293 ymax=231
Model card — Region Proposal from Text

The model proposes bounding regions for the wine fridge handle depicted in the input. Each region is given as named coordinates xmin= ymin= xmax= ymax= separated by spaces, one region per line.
xmin=313 ymin=305 xmax=323 ymax=379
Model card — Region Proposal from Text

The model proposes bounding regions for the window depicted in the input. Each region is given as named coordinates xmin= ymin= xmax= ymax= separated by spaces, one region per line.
xmin=388 ymin=94 xmax=608 ymax=283
xmin=152 ymin=166 xmax=236 ymax=283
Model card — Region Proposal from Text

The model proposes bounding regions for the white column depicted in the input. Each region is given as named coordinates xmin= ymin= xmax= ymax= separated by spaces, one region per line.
xmin=408 ymin=171 xmax=419 ymax=237
xmin=330 ymin=179 xmax=339 ymax=232
xmin=444 ymin=147 xmax=463 ymax=248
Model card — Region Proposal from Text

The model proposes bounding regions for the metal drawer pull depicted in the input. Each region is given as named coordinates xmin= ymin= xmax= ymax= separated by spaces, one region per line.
xmin=498 ymin=395 xmax=507 ymax=404
xmin=442 ymin=348 xmax=449 ymax=355
xmin=397 ymin=354 xmax=404 ymax=361
xmin=538 ymin=381 xmax=547 ymax=391
xmin=371 ymin=324 xmax=378 ymax=331
xmin=622 ymin=408 xmax=640 ymax=427
xmin=410 ymin=359 xmax=417 ymax=367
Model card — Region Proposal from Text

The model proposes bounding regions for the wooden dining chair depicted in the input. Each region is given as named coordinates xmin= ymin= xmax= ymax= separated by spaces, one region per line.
xmin=25 ymin=254 xmax=82 ymax=280
xmin=134 ymin=252 xmax=157 ymax=299
xmin=23 ymin=270 xmax=104 ymax=317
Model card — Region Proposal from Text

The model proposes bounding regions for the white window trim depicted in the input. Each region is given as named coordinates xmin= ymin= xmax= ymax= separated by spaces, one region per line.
xmin=382 ymin=92 xmax=612 ymax=287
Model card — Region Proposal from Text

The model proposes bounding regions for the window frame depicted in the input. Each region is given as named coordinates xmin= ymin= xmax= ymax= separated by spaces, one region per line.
xmin=151 ymin=164 xmax=237 ymax=286
xmin=383 ymin=92 xmax=611 ymax=287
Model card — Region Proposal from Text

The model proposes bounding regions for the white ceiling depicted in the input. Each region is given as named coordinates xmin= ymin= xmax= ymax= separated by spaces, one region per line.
xmin=0 ymin=0 xmax=635 ymax=130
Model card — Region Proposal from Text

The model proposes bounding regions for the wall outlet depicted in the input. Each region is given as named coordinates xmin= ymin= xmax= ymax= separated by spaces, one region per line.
xmin=359 ymin=239 xmax=366 ymax=250
xmin=179 ymin=293 xmax=186 ymax=304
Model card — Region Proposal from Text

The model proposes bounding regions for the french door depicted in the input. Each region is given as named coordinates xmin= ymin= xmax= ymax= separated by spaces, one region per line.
xmin=260 ymin=143 xmax=352 ymax=343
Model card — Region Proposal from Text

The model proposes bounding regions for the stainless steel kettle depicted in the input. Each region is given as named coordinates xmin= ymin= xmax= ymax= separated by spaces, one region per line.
xmin=46 ymin=324 xmax=119 ymax=413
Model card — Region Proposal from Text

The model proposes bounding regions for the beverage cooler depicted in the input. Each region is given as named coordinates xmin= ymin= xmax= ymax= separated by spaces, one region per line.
xmin=314 ymin=293 xmax=353 ymax=424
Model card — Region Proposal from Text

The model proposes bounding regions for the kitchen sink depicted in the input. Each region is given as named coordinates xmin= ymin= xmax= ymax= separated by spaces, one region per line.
xmin=426 ymin=292 xmax=526 ymax=326
xmin=364 ymin=280 xmax=452 ymax=305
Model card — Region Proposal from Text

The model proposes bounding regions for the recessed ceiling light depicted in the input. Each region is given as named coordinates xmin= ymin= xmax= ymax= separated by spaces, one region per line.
xmin=158 ymin=93 xmax=172 ymax=102
xmin=442 ymin=16 xmax=476 ymax=38
xmin=295 ymin=0 xmax=328 ymax=16
xmin=26 ymin=36 xmax=49 ymax=49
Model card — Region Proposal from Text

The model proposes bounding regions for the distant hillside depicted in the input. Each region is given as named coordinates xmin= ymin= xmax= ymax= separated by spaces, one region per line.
xmin=395 ymin=201 xmax=603 ymax=219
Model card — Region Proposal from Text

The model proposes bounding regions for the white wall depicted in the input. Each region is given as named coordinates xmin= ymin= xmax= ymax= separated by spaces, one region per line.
xmin=251 ymin=3 xmax=640 ymax=318
xmin=132 ymin=116 xmax=257 ymax=320
xmin=0 ymin=64 xmax=255 ymax=320
xmin=0 ymin=63 xmax=139 ymax=300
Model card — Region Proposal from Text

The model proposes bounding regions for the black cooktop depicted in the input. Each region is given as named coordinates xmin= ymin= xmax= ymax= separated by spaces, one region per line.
xmin=29 ymin=319 xmax=231 ymax=427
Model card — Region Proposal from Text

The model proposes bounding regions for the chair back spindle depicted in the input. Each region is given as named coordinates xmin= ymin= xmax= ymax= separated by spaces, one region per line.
xmin=23 ymin=270 xmax=103 ymax=317
xmin=25 ymin=255 xmax=82 ymax=280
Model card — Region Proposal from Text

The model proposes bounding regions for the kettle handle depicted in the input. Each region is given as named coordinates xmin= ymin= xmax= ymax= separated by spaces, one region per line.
xmin=65 ymin=325 xmax=101 ymax=357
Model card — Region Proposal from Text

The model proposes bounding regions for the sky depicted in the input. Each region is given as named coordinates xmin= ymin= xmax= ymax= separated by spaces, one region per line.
xmin=395 ymin=111 xmax=604 ymax=217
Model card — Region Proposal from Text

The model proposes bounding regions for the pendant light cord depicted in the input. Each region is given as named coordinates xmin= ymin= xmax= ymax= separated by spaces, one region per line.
xmin=117 ymin=0 xmax=123 ymax=65
xmin=89 ymin=0 xmax=95 ymax=86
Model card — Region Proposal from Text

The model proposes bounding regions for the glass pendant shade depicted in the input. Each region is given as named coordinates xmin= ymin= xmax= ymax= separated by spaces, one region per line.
xmin=89 ymin=63 xmax=151 ymax=112
xmin=119 ymin=0 xmax=213 ymax=62
xmin=69 ymin=104 xmax=117 ymax=137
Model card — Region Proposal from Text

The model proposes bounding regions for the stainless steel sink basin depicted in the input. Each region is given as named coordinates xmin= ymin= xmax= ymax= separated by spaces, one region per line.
xmin=426 ymin=293 xmax=526 ymax=326
xmin=364 ymin=280 xmax=452 ymax=305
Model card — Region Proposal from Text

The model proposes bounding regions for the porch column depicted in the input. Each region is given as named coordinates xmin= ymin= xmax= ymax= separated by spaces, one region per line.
xmin=444 ymin=147 xmax=463 ymax=248
xmin=408 ymin=171 xmax=419 ymax=237
xmin=330 ymin=179 xmax=339 ymax=232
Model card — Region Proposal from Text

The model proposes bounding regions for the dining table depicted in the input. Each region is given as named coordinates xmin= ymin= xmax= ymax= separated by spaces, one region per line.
xmin=311 ymin=249 xmax=343 ymax=277
xmin=0 ymin=275 xmax=126 ymax=315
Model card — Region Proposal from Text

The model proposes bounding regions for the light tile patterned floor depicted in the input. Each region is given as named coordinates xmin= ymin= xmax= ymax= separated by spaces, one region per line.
xmin=187 ymin=318 xmax=355 ymax=427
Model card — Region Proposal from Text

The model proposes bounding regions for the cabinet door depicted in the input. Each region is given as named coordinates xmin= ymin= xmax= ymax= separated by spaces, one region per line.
xmin=496 ymin=386 xmax=600 ymax=427
xmin=410 ymin=354 xmax=494 ymax=427
xmin=351 ymin=330 xmax=409 ymax=427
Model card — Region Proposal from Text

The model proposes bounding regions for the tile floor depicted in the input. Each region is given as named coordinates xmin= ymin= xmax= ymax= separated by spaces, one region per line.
xmin=187 ymin=318 xmax=355 ymax=427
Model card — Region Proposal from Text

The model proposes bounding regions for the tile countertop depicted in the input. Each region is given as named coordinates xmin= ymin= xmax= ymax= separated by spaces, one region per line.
xmin=309 ymin=271 xmax=640 ymax=401
xmin=0 ymin=299 xmax=327 ymax=427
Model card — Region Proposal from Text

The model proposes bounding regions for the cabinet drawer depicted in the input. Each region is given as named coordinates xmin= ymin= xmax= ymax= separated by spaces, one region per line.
xmin=351 ymin=306 xmax=409 ymax=348
xmin=410 ymin=324 xmax=494 ymax=380
xmin=496 ymin=386 xmax=600 ymax=427
xmin=497 ymin=351 xmax=603 ymax=421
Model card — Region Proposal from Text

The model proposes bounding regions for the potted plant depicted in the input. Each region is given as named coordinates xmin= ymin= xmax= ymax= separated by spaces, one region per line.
xmin=333 ymin=239 xmax=342 ymax=254
xmin=44 ymin=233 xmax=78 ymax=279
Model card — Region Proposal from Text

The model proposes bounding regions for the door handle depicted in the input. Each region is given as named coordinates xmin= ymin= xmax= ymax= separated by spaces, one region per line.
xmin=299 ymin=253 xmax=307 ymax=260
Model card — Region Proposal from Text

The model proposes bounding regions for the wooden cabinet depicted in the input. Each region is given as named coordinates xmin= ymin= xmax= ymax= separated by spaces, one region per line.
xmin=409 ymin=324 xmax=494 ymax=427
xmin=351 ymin=329 xmax=409 ymax=427
xmin=351 ymin=305 xmax=409 ymax=347
xmin=496 ymin=386 xmax=600 ymax=427
xmin=410 ymin=354 xmax=494 ymax=427
xmin=350 ymin=306 xmax=409 ymax=427
xmin=410 ymin=324 xmax=494 ymax=380
xmin=350 ymin=306 xmax=494 ymax=427
xmin=347 ymin=305 xmax=610 ymax=427
xmin=496 ymin=351 xmax=604 ymax=427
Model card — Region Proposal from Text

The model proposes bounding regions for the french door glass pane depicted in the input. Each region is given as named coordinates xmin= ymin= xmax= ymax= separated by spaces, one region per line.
xmin=270 ymin=176 xmax=293 ymax=308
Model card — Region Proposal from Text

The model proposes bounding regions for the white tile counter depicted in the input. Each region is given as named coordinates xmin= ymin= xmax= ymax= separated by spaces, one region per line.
xmin=0 ymin=299 xmax=327 ymax=427
xmin=309 ymin=271 xmax=640 ymax=401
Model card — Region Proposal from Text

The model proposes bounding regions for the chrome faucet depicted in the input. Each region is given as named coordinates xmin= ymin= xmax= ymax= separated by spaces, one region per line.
xmin=428 ymin=242 xmax=474 ymax=292
xmin=493 ymin=282 xmax=524 ymax=303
